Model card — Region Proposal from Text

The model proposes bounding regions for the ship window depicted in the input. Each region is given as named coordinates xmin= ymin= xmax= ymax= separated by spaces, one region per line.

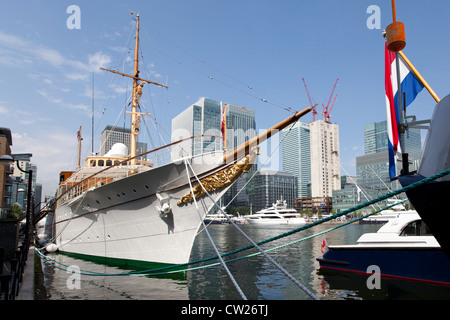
xmin=90 ymin=160 xmax=96 ymax=167
xmin=400 ymin=220 xmax=432 ymax=236
xmin=106 ymin=160 xmax=112 ymax=166
xmin=98 ymin=160 xmax=104 ymax=166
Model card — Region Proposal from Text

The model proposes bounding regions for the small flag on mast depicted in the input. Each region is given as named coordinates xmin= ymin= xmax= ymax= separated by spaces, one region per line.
xmin=321 ymin=237 xmax=328 ymax=254
xmin=221 ymin=103 xmax=227 ymax=146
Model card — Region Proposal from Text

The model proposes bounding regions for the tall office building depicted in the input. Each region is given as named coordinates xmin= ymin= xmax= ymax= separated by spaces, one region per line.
xmin=282 ymin=121 xmax=311 ymax=198
xmin=171 ymin=97 xmax=256 ymax=158
xmin=364 ymin=120 xmax=422 ymax=162
xmin=357 ymin=120 xmax=422 ymax=190
xmin=310 ymin=120 xmax=341 ymax=197
xmin=100 ymin=125 xmax=147 ymax=160
xmin=248 ymin=170 xmax=298 ymax=212
xmin=364 ymin=121 xmax=388 ymax=154
xmin=171 ymin=98 xmax=222 ymax=160
xmin=171 ymin=97 xmax=256 ymax=207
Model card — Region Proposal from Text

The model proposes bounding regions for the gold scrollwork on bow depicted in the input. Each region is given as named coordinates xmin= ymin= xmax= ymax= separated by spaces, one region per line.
xmin=177 ymin=148 xmax=258 ymax=206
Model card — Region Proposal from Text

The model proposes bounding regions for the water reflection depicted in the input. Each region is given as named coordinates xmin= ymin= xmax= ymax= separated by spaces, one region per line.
xmin=42 ymin=253 xmax=189 ymax=300
xmin=40 ymin=223 xmax=450 ymax=300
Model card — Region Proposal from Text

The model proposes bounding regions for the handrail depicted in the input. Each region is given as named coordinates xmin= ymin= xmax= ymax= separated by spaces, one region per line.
xmin=54 ymin=134 xmax=221 ymax=206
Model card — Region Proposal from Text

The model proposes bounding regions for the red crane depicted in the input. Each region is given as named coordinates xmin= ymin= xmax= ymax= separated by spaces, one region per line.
xmin=301 ymin=78 xmax=318 ymax=121
xmin=322 ymin=78 xmax=338 ymax=123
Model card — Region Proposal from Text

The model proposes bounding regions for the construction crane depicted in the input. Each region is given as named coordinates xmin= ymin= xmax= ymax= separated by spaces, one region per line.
xmin=301 ymin=78 xmax=318 ymax=121
xmin=321 ymin=78 xmax=338 ymax=123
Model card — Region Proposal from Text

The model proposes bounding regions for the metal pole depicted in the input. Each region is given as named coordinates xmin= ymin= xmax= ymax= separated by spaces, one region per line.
xmin=398 ymin=51 xmax=440 ymax=103
xmin=15 ymin=161 xmax=33 ymax=251
xmin=394 ymin=53 xmax=408 ymax=175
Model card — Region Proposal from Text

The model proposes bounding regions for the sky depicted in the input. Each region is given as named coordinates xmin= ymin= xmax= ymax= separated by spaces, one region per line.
xmin=1 ymin=0 xmax=449 ymax=200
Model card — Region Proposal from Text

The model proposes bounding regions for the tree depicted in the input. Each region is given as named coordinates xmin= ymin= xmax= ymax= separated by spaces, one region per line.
xmin=8 ymin=204 xmax=24 ymax=220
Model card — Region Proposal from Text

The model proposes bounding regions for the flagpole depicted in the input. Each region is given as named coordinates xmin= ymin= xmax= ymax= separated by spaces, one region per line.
xmin=394 ymin=53 xmax=405 ymax=145
xmin=224 ymin=103 xmax=227 ymax=153
xmin=398 ymin=51 xmax=440 ymax=103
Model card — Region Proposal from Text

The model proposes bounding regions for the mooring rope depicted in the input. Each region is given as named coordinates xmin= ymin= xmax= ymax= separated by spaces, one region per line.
xmin=36 ymin=168 xmax=450 ymax=281
xmin=185 ymin=160 xmax=319 ymax=300
xmin=183 ymin=159 xmax=248 ymax=300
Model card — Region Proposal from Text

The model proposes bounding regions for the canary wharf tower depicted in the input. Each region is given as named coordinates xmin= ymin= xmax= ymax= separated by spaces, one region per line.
xmin=172 ymin=97 xmax=256 ymax=206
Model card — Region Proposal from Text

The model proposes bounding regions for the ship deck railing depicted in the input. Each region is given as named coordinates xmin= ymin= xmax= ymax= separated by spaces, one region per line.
xmin=56 ymin=134 xmax=223 ymax=207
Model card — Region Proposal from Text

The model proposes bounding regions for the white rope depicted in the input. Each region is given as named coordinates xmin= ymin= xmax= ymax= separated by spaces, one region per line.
xmin=184 ymin=159 xmax=247 ymax=300
xmin=185 ymin=160 xmax=319 ymax=300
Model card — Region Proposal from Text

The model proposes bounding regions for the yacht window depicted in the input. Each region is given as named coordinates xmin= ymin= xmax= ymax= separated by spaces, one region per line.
xmin=90 ymin=160 xmax=96 ymax=167
xmin=106 ymin=160 xmax=112 ymax=166
xmin=400 ymin=220 xmax=432 ymax=236
xmin=98 ymin=160 xmax=104 ymax=166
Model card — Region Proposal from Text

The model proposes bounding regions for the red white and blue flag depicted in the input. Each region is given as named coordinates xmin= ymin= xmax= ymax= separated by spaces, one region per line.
xmin=385 ymin=43 xmax=424 ymax=179
xmin=221 ymin=103 xmax=226 ymax=142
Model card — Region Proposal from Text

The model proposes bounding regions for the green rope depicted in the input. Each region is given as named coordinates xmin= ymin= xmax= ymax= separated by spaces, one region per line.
xmin=37 ymin=168 xmax=450 ymax=277
xmin=137 ymin=199 xmax=409 ymax=276
xmin=166 ymin=168 xmax=449 ymax=272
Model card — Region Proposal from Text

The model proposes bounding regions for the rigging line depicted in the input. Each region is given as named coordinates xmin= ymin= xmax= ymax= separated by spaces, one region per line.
xmin=185 ymin=198 xmax=410 ymax=276
xmin=185 ymin=160 xmax=319 ymax=300
xmin=140 ymin=25 xmax=190 ymax=100
xmin=97 ymin=100 xmax=131 ymax=155
xmin=340 ymin=164 xmax=382 ymax=211
xmin=184 ymin=159 xmax=248 ymax=300
xmin=224 ymin=121 xmax=297 ymax=210
xmin=140 ymin=116 xmax=162 ymax=164
xmin=369 ymin=167 xmax=406 ymax=208
xmin=37 ymin=199 xmax=408 ymax=278
xmin=39 ymin=165 xmax=450 ymax=278
xmin=140 ymin=25 xmax=296 ymax=114
xmin=91 ymin=25 xmax=136 ymax=150
xmin=176 ymin=167 xmax=450 ymax=274
xmin=148 ymin=29 xmax=295 ymax=113
xmin=47 ymin=168 xmax=450 ymax=279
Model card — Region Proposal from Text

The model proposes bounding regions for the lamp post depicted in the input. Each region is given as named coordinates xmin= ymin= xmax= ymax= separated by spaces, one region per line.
xmin=0 ymin=155 xmax=33 ymax=250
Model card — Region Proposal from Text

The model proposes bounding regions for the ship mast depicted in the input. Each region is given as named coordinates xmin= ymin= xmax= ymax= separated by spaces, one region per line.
xmin=129 ymin=13 xmax=141 ymax=165
xmin=101 ymin=13 xmax=167 ymax=165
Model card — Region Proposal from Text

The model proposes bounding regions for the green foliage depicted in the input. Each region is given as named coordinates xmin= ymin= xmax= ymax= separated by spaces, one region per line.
xmin=9 ymin=203 xmax=24 ymax=220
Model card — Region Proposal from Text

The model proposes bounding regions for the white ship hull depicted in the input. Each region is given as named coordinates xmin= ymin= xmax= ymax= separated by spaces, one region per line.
xmin=245 ymin=217 xmax=306 ymax=225
xmin=54 ymin=151 xmax=233 ymax=267
xmin=244 ymin=199 xmax=306 ymax=226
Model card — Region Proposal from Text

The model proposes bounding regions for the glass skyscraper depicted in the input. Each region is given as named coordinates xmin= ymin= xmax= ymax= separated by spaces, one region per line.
xmin=100 ymin=125 xmax=147 ymax=160
xmin=248 ymin=170 xmax=298 ymax=212
xmin=171 ymin=97 xmax=256 ymax=207
xmin=282 ymin=121 xmax=311 ymax=198
xmin=358 ymin=120 xmax=422 ymax=189
xmin=364 ymin=121 xmax=388 ymax=154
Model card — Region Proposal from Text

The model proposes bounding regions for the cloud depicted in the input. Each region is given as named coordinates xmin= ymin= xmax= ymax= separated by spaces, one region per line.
xmin=0 ymin=30 xmax=112 ymax=78
xmin=0 ymin=100 xmax=9 ymax=114
xmin=12 ymin=130 xmax=78 ymax=198
xmin=65 ymin=73 xmax=89 ymax=81
xmin=86 ymin=51 xmax=112 ymax=73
